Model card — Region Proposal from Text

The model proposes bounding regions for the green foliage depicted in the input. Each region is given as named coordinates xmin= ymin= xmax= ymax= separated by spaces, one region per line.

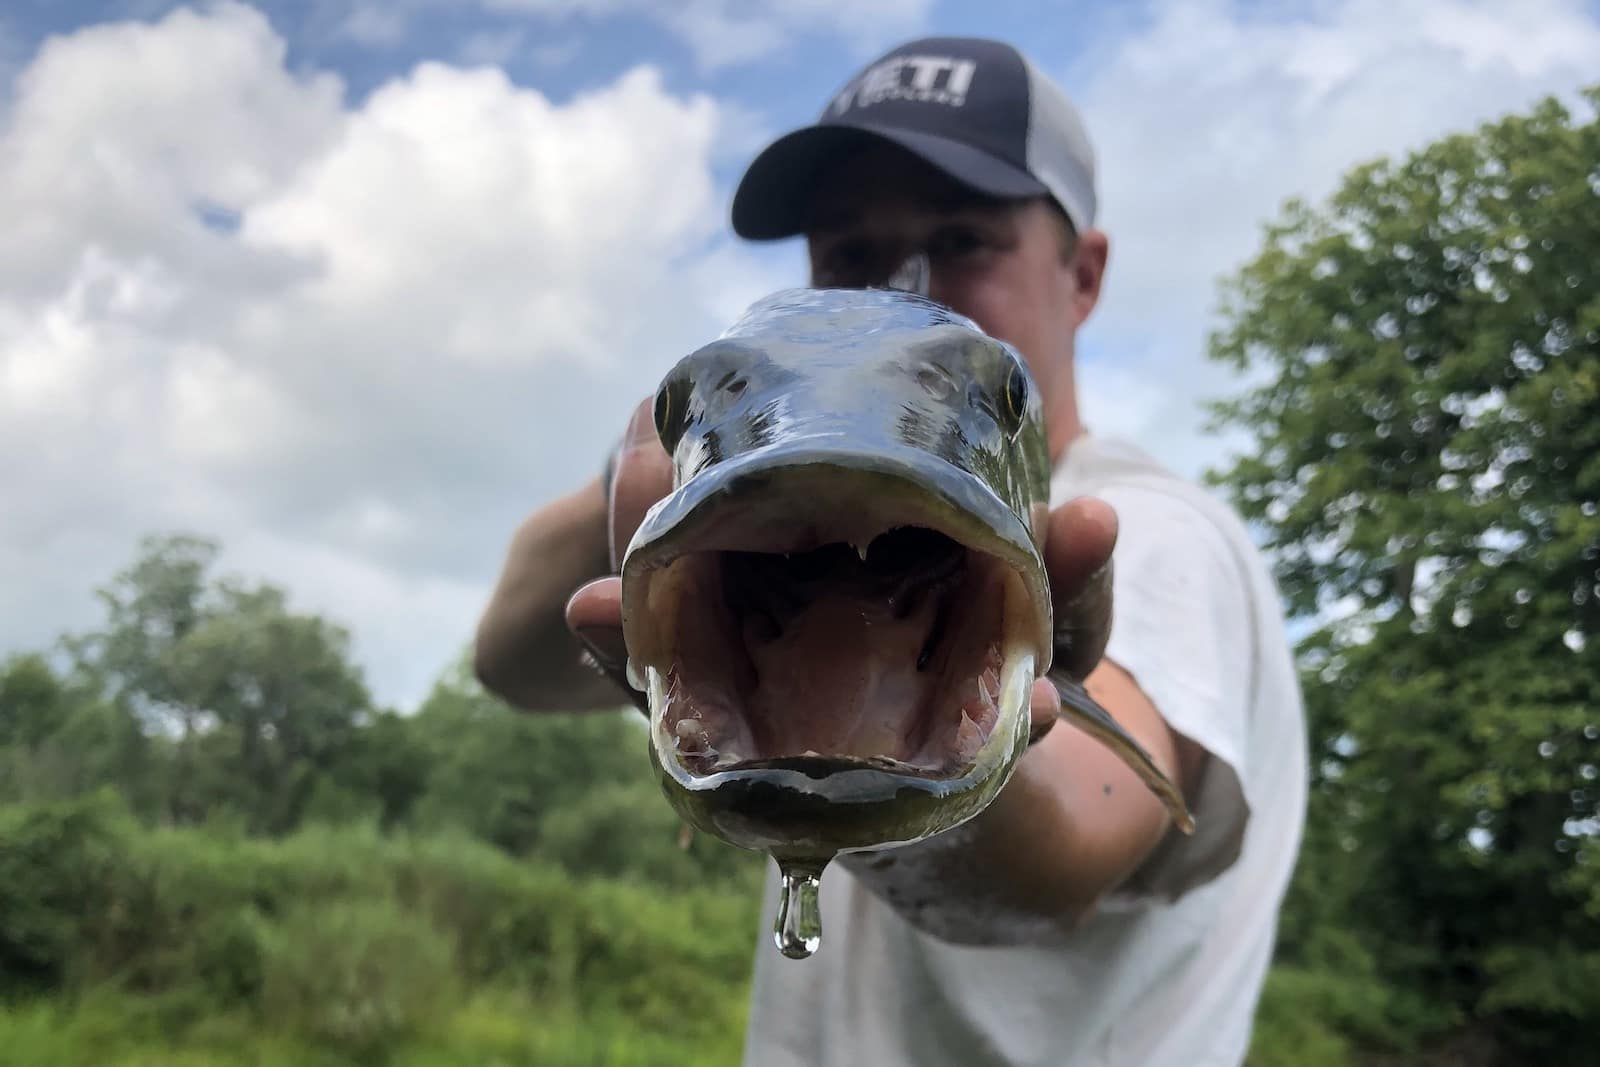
xmin=259 ymin=897 xmax=458 ymax=1057
xmin=0 ymin=792 xmax=132 ymax=994
xmin=0 ymin=653 xmax=70 ymax=748
xmin=1208 ymin=88 xmax=1600 ymax=627
xmin=408 ymin=660 xmax=646 ymax=854
xmin=0 ymin=656 xmax=151 ymax=808
xmin=0 ymin=988 xmax=745 ymax=1067
xmin=49 ymin=535 xmax=379 ymax=831
xmin=0 ymin=795 xmax=758 ymax=1063
xmin=539 ymin=779 xmax=758 ymax=888
xmin=1210 ymin=88 xmax=1600 ymax=1063
xmin=166 ymin=581 xmax=374 ymax=833
xmin=1247 ymin=968 xmax=1359 ymax=1067
xmin=0 ymin=528 xmax=764 ymax=1060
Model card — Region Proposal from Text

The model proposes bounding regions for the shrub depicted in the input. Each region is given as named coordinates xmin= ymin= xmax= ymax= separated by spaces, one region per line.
xmin=258 ymin=896 xmax=457 ymax=1057
xmin=0 ymin=792 xmax=132 ymax=994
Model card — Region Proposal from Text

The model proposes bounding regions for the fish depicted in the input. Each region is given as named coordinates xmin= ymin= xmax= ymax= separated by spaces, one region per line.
xmin=616 ymin=287 xmax=1192 ymax=956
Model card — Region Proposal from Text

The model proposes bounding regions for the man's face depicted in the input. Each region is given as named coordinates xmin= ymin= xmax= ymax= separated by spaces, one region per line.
xmin=803 ymin=142 xmax=1107 ymax=455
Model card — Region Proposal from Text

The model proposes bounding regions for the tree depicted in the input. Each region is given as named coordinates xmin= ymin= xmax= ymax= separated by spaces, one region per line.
xmin=1209 ymin=89 xmax=1599 ymax=1062
xmin=166 ymin=581 xmax=374 ymax=833
xmin=0 ymin=654 xmax=151 ymax=809
xmin=410 ymin=660 xmax=647 ymax=855
xmin=67 ymin=535 xmax=375 ymax=832
xmin=409 ymin=660 xmax=758 ymax=886
xmin=66 ymin=534 xmax=219 ymax=822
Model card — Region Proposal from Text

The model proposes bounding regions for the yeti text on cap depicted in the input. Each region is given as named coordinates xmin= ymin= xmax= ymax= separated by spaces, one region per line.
xmin=830 ymin=54 xmax=979 ymax=115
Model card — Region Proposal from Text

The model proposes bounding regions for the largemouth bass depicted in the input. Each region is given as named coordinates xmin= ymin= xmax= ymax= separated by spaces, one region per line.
xmin=618 ymin=288 xmax=1192 ymax=957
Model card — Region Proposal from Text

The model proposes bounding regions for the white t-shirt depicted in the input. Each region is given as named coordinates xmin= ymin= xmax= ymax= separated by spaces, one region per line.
xmin=742 ymin=434 xmax=1308 ymax=1067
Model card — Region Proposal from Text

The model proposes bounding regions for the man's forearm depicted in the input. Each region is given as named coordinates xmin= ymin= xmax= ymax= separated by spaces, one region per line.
xmin=474 ymin=477 xmax=621 ymax=711
xmin=840 ymin=660 xmax=1189 ymax=943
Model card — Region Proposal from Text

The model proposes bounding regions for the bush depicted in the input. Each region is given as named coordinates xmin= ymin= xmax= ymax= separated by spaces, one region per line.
xmin=0 ymin=791 xmax=133 ymax=994
xmin=536 ymin=780 xmax=759 ymax=890
xmin=0 ymin=799 xmax=759 ymax=1061
xmin=258 ymin=897 xmax=457 ymax=1057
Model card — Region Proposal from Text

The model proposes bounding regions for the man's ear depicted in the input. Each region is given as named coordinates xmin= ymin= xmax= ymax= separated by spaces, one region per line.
xmin=1070 ymin=228 xmax=1109 ymax=325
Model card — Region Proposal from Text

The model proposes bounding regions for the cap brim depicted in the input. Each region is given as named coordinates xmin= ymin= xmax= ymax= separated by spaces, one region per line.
xmin=731 ymin=122 xmax=1048 ymax=241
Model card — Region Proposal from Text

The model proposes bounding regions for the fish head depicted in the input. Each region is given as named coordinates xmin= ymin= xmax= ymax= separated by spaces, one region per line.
xmin=621 ymin=287 xmax=1055 ymax=861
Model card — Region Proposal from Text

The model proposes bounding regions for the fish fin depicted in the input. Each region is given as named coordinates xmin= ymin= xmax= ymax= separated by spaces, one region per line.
xmin=1049 ymin=675 xmax=1196 ymax=835
xmin=677 ymin=823 xmax=695 ymax=850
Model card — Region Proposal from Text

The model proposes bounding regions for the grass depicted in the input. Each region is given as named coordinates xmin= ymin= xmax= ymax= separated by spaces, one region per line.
xmin=0 ymin=988 xmax=749 ymax=1067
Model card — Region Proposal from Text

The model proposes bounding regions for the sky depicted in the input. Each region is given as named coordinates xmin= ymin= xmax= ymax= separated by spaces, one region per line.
xmin=2 ymin=0 xmax=1597 ymax=710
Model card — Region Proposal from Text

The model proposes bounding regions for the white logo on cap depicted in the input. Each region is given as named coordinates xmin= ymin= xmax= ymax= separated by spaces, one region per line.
xmin=830 ymin=55 xmax=978 ymax=116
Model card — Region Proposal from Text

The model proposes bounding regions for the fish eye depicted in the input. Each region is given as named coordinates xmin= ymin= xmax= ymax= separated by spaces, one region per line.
xmin=1002 ymin=360 xmax=1029 ymax=435
xmin=654 ymin=377 xmax=691 ymax=454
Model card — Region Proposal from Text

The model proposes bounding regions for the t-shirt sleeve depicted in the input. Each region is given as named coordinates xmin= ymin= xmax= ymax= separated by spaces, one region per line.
xmin=1093 ymin=485 xmax=1256 ymax=903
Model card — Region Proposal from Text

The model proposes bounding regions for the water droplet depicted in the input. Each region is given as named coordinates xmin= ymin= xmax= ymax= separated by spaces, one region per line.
xmin=774 ymin=860 xmax=826 ymax=959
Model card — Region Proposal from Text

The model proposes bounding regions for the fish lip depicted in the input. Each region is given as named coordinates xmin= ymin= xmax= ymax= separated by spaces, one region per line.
xmin=619 ymin=440 xmax=1052 ymax=670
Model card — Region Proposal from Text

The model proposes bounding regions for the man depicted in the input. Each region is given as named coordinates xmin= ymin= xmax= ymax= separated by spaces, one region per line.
xmin=476 ymin=36 xmax=1307 ymax=1067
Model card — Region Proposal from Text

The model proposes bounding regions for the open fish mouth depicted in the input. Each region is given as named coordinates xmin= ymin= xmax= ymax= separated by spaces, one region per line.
xmin=643 ymin=525 xmax=1032 ymax=778
xmin=622 ymin=448 xmax=1050 ymax=797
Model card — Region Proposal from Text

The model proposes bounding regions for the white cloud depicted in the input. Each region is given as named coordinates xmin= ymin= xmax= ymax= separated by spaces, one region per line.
xmin=1071 ymin=0 xmax=1600 ymax=479
xmin=0 ymin=2 xmax=784 ymax=708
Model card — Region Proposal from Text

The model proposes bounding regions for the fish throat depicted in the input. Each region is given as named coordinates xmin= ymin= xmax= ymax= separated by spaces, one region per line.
xmin=650 ymin=525 xmax=1029 ymax=778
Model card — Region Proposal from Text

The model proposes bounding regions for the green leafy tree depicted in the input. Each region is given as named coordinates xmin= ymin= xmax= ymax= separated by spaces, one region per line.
xmin=66 ymin=535 xmax=375 ymax=832
xmin=1210 ymin=89 xmax=1599 ymax=1062
xmin=411 ymin=661 xmax=759 ymax=886
xmin=0 ymin=655 xmax=152 ymax=811
xmin=410 ymin=660 xmax=650 ymax=855
xmin=318 ymin=709 xmax=433 ymax=831
xmin=66 ymin=535 xmax=219 ymax=821
xmin=166 ymin=581 xmax=374 ymax=833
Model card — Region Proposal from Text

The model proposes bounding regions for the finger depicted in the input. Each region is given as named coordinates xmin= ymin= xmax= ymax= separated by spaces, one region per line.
xmin=566 ymin=577 xmax=624 ymax=648
xmin=566 ymin=577 xmax=626 ymax=670
xmin=608 ymin=399 xmax=675 ymax=570
xmin=1028 ymin=677 xmax=1062 ymax=746
xmin=1042 ymin=496 xmax=1117 ymax=600
xmin=1044 ymin=496 xmax=1118 ymax=682
xmin=565 ymin=577 xmax=645 ymax=713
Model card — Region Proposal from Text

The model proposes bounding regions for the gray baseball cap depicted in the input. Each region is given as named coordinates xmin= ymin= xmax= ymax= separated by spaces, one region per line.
xmin=731 ymin=37 xmax=1097 ymax=240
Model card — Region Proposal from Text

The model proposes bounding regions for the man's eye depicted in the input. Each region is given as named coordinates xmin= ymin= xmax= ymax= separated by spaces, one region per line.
xmin=819 ymin=242 xmax=878 ymax=286
xmin=926 ymin=227 xmax=985 ymax=260
xmin=830 ymin=242 xmax=870 ymax=267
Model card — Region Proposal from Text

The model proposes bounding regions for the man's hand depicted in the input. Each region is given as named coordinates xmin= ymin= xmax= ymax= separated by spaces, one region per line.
xmin=565 ymin=397 xmax=672 ymax=683
xmin=474 ymin=398 xmax=666 ymax=712
xmin=1028 ymin=496 xmax=1118 ymax=739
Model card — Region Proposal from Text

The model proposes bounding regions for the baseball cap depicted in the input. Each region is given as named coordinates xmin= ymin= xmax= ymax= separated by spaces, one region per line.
xmin=731 ymin=36 xmax=1097 ymax=241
